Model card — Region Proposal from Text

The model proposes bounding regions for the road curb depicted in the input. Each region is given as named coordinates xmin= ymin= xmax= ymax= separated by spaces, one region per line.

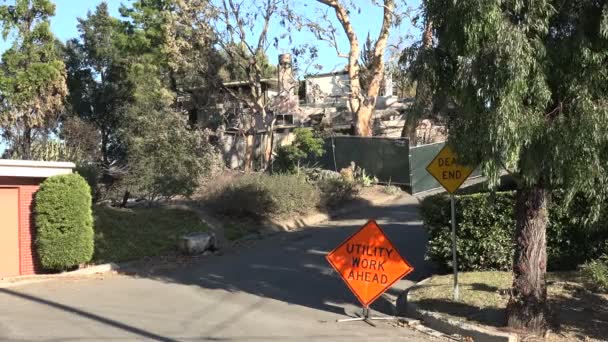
xmin=399 ymin=277 xmax=520 ymax=342
xmin=0 ymin=263 xmax=120 ymax=289
xmin=268 ymin=193 xmax=403 ymax=231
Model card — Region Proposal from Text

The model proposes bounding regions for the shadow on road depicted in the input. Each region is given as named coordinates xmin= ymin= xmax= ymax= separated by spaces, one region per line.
xmin=0 ymin=197 xmax=436 ymax=342
xmin=120 ymin=198 xmax=436 ymax=318
xmin=0 ymin=287 xmax=179 ymax=342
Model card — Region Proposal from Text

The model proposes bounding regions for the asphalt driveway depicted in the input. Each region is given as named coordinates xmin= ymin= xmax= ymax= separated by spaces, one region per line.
xmin=0 ymin=195 xmax=438 ymax=341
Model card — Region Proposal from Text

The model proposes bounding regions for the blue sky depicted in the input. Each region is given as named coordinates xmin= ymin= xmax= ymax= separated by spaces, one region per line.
xmin=8 ymin=0 xmax=422 ymax=73
xmin=0 ymin=0 xmax=422 ymax=154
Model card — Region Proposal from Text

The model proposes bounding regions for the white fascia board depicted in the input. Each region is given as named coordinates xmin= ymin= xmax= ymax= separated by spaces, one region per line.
xmin=0 ymin=160 xmax=75 ymax=178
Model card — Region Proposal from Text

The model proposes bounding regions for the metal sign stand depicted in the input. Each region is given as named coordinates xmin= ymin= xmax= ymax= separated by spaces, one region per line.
xmin=337 ymin=306 xmax=397 ymax=327
xmin=450 ymin=194 xmax=459 ymax=301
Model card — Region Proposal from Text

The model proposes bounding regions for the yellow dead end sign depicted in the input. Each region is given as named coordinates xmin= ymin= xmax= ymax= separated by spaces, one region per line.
xmin=426 ymin=145 xmax=475 ymax=194
xmin=426 ymin=144 xmax=477 ymax=301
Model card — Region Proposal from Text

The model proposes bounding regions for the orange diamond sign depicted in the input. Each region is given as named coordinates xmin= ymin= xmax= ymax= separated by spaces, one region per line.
xmin=326 ymin=220 xmax=414 ymax=307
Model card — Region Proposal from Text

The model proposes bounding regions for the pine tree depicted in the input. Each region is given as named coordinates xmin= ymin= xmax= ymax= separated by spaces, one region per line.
xmin=0 ymin=0 xmax=67 ymax=159
xmin=65 ymin=1 xmax=131 ymax=165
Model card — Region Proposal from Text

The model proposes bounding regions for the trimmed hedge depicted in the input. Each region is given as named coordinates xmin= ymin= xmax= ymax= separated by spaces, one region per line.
xmin=35 ymin=173 xmax=94 ymax=271
xmin=422 ymin=191 xmax=608 ymax=272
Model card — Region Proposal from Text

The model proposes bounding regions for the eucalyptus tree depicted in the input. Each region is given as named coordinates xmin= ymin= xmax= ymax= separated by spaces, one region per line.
xmin=0 ymin=0 xmax=67 ymax=159
xmin=295 ymin=0 xmax=402 ymax=136
xmin=400 ymin=13 xmax=434 ymax=142
xmin=423 ymin=0 xmax=608 ymax=332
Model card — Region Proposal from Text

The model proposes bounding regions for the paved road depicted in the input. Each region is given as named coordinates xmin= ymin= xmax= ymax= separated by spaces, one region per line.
xmin=0 ymin=195 xmax=438 ymax=341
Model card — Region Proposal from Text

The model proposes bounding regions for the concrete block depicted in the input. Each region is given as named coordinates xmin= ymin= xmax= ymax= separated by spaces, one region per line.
xmin=178 ymin=232 xmax=216 ymax=255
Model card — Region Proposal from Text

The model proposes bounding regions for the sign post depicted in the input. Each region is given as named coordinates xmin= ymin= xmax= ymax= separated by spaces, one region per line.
xmin=426 ymin=145 xmax=475 ymax=301
xmin=326 ymin=219 xmax=414 ymax=324
xmin=450 ymin=193 xmax=459 ymax=301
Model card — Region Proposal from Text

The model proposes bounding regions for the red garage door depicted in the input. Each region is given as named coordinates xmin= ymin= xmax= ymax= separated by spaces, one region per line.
xmin=0 ymin=188 xmax=19 ymax=276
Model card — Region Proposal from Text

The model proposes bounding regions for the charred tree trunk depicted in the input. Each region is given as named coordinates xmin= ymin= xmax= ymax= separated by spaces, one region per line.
xmin=23 ymin=126 xmax=32 ymax=160
xmin=120 ymin=190 xmax=130 ymax=208
xmin=101 ymin=129 xmax=109 ymax=166
xmin=507 ymin=186 xmax=550 ymax=333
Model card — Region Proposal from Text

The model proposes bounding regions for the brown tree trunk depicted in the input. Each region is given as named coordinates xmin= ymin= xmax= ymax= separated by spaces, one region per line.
xmin=355 ymin=103 xmax=374 ymax=137
xmin=120 ymin=190 xmax=130 ymax=208
xmin=263 ymin=119 xmax=276 ymax=171
xmin=507 ymin=186 xmax=550 ymax=333
xmin=23 ymin=127 xmax=32 ymax=160
xmin=243 ymin=133 xmax=255 ymax=172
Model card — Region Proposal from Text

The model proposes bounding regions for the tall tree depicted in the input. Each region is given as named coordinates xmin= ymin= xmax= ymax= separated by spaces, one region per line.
xmin=424 ymin=0 xmax=608 ymax=332
xmin=302 ymin=0 xmax=397 ymax=136
xmin=118 ymin=63 xmax=213 ymax=204
xmin=129 ymin=0 xmax=223 ymax=125
xmin=0 ymin=0 xmax=67 ymax=159
xmin=400 ymin=14 xmax=434 ymax=142
xmin=172 ymin=0 xmax=284 ymax=171
xmin=65 ymin=1 xmax=131 ymax=165
xmin=119 ymin=0 xmax=175 ymax=89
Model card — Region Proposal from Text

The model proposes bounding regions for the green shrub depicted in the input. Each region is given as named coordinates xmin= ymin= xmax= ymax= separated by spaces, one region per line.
xmin=423 ymin=193 xmax=515 ymax=272
xmin=422 ymin=191 xmax=608 ymax=272
xmin=35 ymin=174 xmax=94 ymax=271
xmin=274 ymin=128 xmax=325 ymax=173
xmin=208 ymin=173 xmax=320 ymax=219
xmin=353 ymin=164 xmax=378 ymax=187
xmin=581 ymin=255 xmax=608 ymax=292
xmin=75 ymin=163 xmax=101 ymax=201
xmin=318 ymin=177 xmax=359 ymax=207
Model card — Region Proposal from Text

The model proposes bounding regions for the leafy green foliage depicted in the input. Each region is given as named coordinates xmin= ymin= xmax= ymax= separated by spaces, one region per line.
xmin=75 ymin=163 xmax=102 ymax=201
xmin=208 ymin=173 xmax=320 ymax=219
xmin=274 ymin=128 xmax=325 ymax=173
xmin=300 ymin=166 xmax=360 ymax=207
xmin=423 ymin=193 xmax=515 ymax=272
xmin=353 ymin=164 xmax=378 ymax=187
xmin=35 ymin=174 xmax=94 ymax=271
xmin=423 ymin=1 xmax=608 ymax=325
xmin=424 ymin=0 xmax=608 ymax=199
xmin=117 ymin=64 xmax=214 ymax=202
xmin=581 ymin=255 xmax=608 ymax=293
xmin=218 ymin=43 xmax=276 ymax=82
xmin=65 ymin=2 xmax=131 ymax=165
xmin=0 ymin=0 xmax=67 ymax=159
xmin=422 ymin=192 xmax=608 ymax=272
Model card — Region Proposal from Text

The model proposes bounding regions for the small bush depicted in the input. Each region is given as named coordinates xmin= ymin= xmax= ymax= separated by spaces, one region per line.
xmin=318 ymin=177 xmax=359 ymax=207
xmin=35 ymin=174 xmax=94 ymax=271
xmin=339 ymin=162 xmax=377 ymax=187
xmin=301 ymin=167 xmax=341 ymax=184
xmin=383 ymin=185 xmax=403 ymax=196
xmin=208 ymin=173 xmax=320 ymax=219
xmin=581 ymin=255 xmax=608 ymax=292
xmin=274 ymin=128 xmax=325 ymax=173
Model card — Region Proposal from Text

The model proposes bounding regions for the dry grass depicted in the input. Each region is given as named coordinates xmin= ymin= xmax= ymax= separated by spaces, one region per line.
xmin=410 ymin=271 xmax=608 ymax=341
